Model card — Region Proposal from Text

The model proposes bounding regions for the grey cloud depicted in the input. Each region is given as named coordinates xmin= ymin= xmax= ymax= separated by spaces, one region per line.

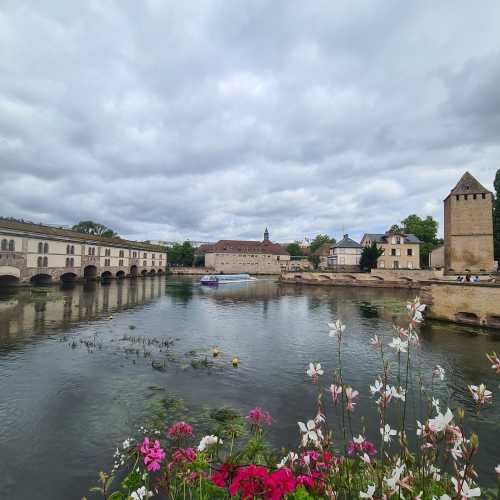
xmin=1 ymin=0 xmax=500 ymax=242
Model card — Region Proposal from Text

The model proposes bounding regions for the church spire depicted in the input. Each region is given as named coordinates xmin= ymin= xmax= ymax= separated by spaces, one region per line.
xmin=264 ymin=227 xmax=269 ymax=242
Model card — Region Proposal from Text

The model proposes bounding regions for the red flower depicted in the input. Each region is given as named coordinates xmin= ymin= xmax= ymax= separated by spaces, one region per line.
xmin=166 ymin=421 xmax=194 ymax=441
xmin=211 ymin=463 xmax=234 ymax=488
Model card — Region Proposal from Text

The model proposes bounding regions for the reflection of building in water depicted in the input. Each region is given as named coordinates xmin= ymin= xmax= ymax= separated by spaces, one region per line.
xmin=0 ymin=279 xmax=165 ymax=344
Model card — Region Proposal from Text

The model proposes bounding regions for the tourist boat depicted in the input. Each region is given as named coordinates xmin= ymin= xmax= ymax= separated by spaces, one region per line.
xmin=200 ymin=274 xmax=256 ymax=286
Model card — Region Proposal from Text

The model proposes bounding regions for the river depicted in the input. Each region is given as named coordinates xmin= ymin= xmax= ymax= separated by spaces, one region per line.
xmin=0 ymin=276 xmax=498 ymax=498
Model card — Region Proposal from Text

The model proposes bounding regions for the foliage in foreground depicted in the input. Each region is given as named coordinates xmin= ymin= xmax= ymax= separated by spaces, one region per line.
xmin=88 ymin=298 xmax=500 ymax=499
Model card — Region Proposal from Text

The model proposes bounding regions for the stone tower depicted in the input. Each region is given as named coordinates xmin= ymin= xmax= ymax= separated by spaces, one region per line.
xmin=263 ymin=227 xmax=269 ymax=242
xmin=444 ymin=171 xmax=495 ymax=273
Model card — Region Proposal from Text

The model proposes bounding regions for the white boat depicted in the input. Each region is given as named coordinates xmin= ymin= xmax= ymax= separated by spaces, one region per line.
xmin=200 ymin=274 xmax=256 ymax=286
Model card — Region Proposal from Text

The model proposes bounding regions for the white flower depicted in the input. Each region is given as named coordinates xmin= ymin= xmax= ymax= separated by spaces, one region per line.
xmin=468 ymin=383 xmax=493 ymax=404
xmin=369 ymin=379 xmax=383 ymax=395
xmin=359 ymin=484 xmax=376 ymax=498
xmin=385 ymin=463 xmax=405 ymax=490
xmin=428 ymin=408 xmax=454 ymax=433
xmin=306 ymin=362 xmax=324 ymax=378
xmin=388 ymin=337 xmax=408 ymax=353
xmin=353 ymin=434 xmax=365 ymax=444
xmin=122 ymin=438 xmax=132 ymax=449
xmin=433 ymin=365 xmax=445 ymax=381
xmin=451 ymin=477 xmax=481 ymax=498
xmin=328 ymin=319 xmax=345 ymax=339
xmin=380 ymin=424 xmax=397 ymax=443
xmin=197 ymin=435 xmax=222 ymax=452
xmin=298 ymin=420 xmax=323 ymax=448
xmin=131 ymin=486 xmax=153 ymax=500
xmin=450 ymin=442 xmax=463 ymax=461
xmin=432 ymin=397 xmax=440 ymax=411
xmin=277 ymin=452 xmax=298 ymax=469
xmin=390 ymin=386 xmax=406 ymax=401
xmin=416 ymin=420 xmax=424 ymax=436
xmin=361 ymin=453 xmax=371 ymax=464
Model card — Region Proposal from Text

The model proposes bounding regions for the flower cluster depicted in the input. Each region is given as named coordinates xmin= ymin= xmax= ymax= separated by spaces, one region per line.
xmin=166 ymin=421 xmax=193 ymax=441
xmin=139 ymin=437 xmax=166 ymax=472
xmin=246 ymin=407 xmax=272 ymax=428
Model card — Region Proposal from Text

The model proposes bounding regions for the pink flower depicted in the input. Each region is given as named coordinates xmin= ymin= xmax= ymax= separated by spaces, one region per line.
xmin=468 ymin=384 xmax=493 ymax=406
xmin=347 ymin=436 xmax=377 ymax=457
xmin=211 ymin=463 xmax=234 ymax=488
xmin=487 ymin=352 xmax=500 ymax=374
xmin=345 ymin=387 xmax=359 ymax=412
xmin=228 ymin=465 xmax=270 ymax=499
xmin=247 ymin=407 xmax=272 ymax=428
xmin=370 ymin=335 xmax=382 ymax=349
xmin=139 ymin=437 xmax=166 ymax=472
xmin=328 ymin=384 xmax=342 ymax=405
xmin=167 ymin=421 xmax=194 ymax=441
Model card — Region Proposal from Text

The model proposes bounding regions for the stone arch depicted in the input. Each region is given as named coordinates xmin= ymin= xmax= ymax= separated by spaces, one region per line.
xmin=31 ymin=273 xmax=52 ymax=285
xmin=157 ymin=269 xmax=164 ymax=276
xmin=130 ymin=265 xmax=138 ymax=278
xmin=84 ymin=265 xmax=98 ymax=280
xmin=60 ymin=272 xmax=77 ymax=283
xmin=344 ymin=274 xmax=358 ymax=281
xmin=486 ymin=314 xmax=500 ymax=329
xmin=0 ymin=266 xmax=20 ymax=287
xmin=140 ymin=269 xmax=148 ymax=277
xmin=116 ymin=270 xmax=126 ymax=279
xmin=101 ymin=270 xmax=113 ymax=280
xmin=148 ymin=269 xmax=156 ymax=276
xmin=455 ymin=312 xmax=480 ymax=325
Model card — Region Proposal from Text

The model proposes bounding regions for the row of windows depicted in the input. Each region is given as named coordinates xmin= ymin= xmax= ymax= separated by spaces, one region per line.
xmin=65 ymin=258 xmax=74 ymax=267
xmin=1 ymin=239 xmax=15 ymax=251
xmin=379 ymin=261 xmax=414 ymax=269
xmin=384 ymin=248 xmax=414 ymax=257
xmin=455 ymin=193 xmax=487 ymax=201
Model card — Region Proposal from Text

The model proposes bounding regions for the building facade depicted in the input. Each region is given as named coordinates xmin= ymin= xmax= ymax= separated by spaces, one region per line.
xmin=361 ymin=232 xmax=421 ymax=269
xmin=313 ymin=243 xmax=332 ymax=270
xmin=327 ymin=234 xmax=362 ymax=271
xmin=203 ymin=229 xmax=290 ymax=274
xmin=429 ymin=245 xmax=445 ymax=269
xmin=444 ymin=172 xmax=495 ymax=273
xmin=0 ymin=219 xmax=167 ymax=285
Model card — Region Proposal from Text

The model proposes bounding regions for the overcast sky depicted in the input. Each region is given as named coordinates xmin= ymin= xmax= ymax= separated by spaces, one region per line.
xmin=1 ymin=1 xmax=499 ymax=243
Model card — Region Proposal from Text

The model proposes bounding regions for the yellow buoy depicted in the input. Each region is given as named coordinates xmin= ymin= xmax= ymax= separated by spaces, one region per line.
xmin=232 ymin=356 xmax=239 ymax=367
xmin=212 ymin=347 xmax=220 ymax=358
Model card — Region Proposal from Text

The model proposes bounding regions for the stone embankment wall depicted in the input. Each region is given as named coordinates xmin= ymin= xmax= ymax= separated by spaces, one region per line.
xmin=420 ymin=282 xmax=500 ymax=329
xmin=280 ymin=269 xmax=444 ymax=288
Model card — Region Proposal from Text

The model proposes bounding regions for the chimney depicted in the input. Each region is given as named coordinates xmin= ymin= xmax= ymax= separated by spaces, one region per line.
xmin=343 ymin=234 xmax=348 ymax=239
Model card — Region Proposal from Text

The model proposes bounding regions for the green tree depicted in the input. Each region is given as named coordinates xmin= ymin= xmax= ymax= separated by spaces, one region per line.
xmin=359 ymin=242 xmax=384 ymax=271
xmin=388 ymin=224 xmax=403 ymax=234
xmin=309 ymin=234 xmax=336 ymax=254
xmin=167 ymin=241 xmax=195 ymax=267
xmin=493 ymin=168 xmax=500 ymax=261
xmin=286 ymin=242 xmax=303 ymax=256
xmin=72 ymin=220 xmax=118 ymax=238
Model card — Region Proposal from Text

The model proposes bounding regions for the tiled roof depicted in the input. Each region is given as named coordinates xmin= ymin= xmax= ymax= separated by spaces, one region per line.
xmin=203 ymin=239 xmax=289 ymax=255
xmin=361 ymin=233 xmax=422 ymax=245
xmin=0 ymin=219 xmax=167 ymax=252
xmin=448 ymin=171 xmax=490 ymax=197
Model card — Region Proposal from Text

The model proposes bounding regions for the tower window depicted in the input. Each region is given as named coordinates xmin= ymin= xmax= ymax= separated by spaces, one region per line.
xmin=473 ymin=194 xmax=477 ymax=200
xmin=464 ymin=195 xmax=468 ymax=200
xmin=456 ymin=195 xmax=459 ymax=201
xmin=482 ymin=193 xmax=486 ymax=199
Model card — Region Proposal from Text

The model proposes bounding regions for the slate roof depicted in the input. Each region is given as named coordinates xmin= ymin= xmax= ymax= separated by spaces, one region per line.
xmin=361 ymin=233 xmax=422 ymax=245
xmin=203 ymin=239 xmax=289 ymax=255
xmin=446 ymin=171 xmax=491 ymax=199
xmin=332 ymin=235 xmax=362 ymax=249
xmin=0 ymin=219 xmax=167 ymax=252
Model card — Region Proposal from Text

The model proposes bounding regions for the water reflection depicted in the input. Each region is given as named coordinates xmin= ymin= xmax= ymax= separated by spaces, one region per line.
xmin=0 ymin=277 xmax=164 ymax=346
xmin=0 ymin=277 xmax=498 ymax=499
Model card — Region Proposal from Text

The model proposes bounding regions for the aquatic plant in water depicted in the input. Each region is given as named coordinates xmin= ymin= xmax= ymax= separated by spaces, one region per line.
xmin=88 ymin=297 xmax=500 ymax=499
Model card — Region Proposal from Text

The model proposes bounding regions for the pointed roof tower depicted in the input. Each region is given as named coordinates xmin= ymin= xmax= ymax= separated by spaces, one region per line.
xmin=263 ymin=227 xmax=269 ymax=242
xmin=446 ymin=171 xmax=491 ymax=199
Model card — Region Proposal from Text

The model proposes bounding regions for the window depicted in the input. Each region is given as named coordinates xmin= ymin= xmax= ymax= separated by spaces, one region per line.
xmin=119 ymin=259 xmax=123 ymax=267
xmin=407 ymin=248 xmax=413 ymax=256
xmin=482 ymin=193 xmax=486 ymax=199
xmin=38 ymin=242 xmax=43 ymax=253
xmin=43 ymin=256 xmax=48 ymax=267
xmin=119 ymin=250 xmax=124 ymax=257
xmin=143 ymin=260 xmax=147 ymax=266
xmin=391 ymin=237 xmax=396 ymax=244
xmin=393 ymin=260 xmax=399 ymax=269
xmin=456 ymin=195 xmax=459 ymax=201
xmin=391 ymin=249 xmax=397 ymax=256
xmin=43 ymin=243 xmax=49 ymax=253
xmin=105 ymin=258 xmax=110 ymax=266
xmin=92 ymin=247 xmax=95 ymax=256
xmin=37 ymin=256 xmax=43 ymax=267
xmin=8 ymin=240 xmax=14 ymax=251
xmin=66 ymin=257 xmax=69 ymax=267
xmin=71 ymin=245 xmax=75 ymax=254
xmin=70 ymin=258 xmax=74 ymax=267
xmin=396 ymin=236 xmax=401 ymax=244
xmin=473 ymin=194 xmax=477 ymax=200
xmin=464 ymin=195 xmax=468 ymax=200
xmin=66 ymin=244 xmax=70 ymax=254
xmin=379 ymin=260 xmax=385 ymax=268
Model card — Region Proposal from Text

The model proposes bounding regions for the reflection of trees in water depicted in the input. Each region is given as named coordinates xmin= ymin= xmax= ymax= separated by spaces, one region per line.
xmin=165 ymin=281 xmax=194 ymax=305
xmin=0 ymin=278 xmax=167 ymax=346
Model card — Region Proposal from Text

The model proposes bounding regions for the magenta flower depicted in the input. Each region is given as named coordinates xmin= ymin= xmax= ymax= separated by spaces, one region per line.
xmin=139 ymin=437 xmax=166 ymax=472
xmin=247 ymin=407 xmax=272 ymax=428
xmin=167 ymin=421 xmax=194 ymax=441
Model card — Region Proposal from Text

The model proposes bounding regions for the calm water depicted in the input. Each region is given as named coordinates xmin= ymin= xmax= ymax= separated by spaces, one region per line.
xmin=0 ymin=277 xmax=499 ymax=499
